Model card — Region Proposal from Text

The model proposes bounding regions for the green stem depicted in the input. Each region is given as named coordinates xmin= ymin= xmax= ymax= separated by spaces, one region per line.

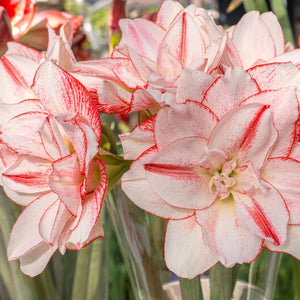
xmin=243 ymin=0 xmax=268 ymax=13
xmin=270 ymin=0 xmax=295 ymax=45
xmin=247 ymin=250 xmax=281 ymax=300
xmin=209 ymin=263 xmax=240 ymax=300
xmin=290 ymin=256 xmax=300 ymax=300
xmin=179 ymin=276 xmax=204 ymax=300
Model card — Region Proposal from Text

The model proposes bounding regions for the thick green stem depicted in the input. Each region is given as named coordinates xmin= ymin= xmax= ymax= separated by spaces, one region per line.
xmin=209 ymin=263 xmax=240 ymax=300
xmin=247 ymin=249 xmax=281 ymax=300
xmin=179 ymin=276 xmax=204 ymax=300
xmin=291 ymin=256 xmax=300 ymax=300
xmin=243 ymin=0 xmax=268 ymax=13
xmin=270 ymin=0 xmax=295 ymax=45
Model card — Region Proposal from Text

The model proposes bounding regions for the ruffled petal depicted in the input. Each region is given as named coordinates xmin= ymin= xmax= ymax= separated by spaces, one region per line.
xmin=7 ymin=192 xmax=58 ymax=260
xmin=262 ymin=158 xmax=300 ymax=224
xmin=202 ymin=67 xmax=259 ymax=118
xmin=155 ymin=101 xmax=217 ymax=150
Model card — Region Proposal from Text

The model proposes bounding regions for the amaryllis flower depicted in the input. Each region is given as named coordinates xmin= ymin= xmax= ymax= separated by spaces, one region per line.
xmin=0 ymin=0 xmax=83 ymax=50
xmin=0 ymin=0 xmax=36 ymax=39
xmin=93 ymin=0 xmax=226 ymax=114
xmin=121 ymin=77 xmax=300 ymax=278
xmin=19 ymin=10 xmax=84 ymax=50
xmin=0 ymin=60 xmax=107 ymax=276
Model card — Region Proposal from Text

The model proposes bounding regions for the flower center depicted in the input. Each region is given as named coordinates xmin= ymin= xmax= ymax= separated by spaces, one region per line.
xmin=209 ymin=170 xmax=236 ymax=199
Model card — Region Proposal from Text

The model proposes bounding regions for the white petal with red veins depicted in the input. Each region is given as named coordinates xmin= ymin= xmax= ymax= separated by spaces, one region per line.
xmin=208 ymin=104 xmax=277 ymax=168
xmin=145 ymin=138 xmax=216 ymax=209
xmin=202 ymin=67 xmax=259 ymax=119
xmin=122 ymin=147 xmax=194 ymax=219
xmin=155 ymin=101 xmax=217 ymax=150
xmin=233 ymin=182 xmax=289 ymax=246
xmin=196 ymin=198 xmax=262 ymax=266
xmin=262 ymin=158 xmax=300 ymax=225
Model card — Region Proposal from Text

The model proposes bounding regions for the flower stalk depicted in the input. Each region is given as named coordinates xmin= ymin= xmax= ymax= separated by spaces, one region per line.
xmin=179 ymin=276 xmax=204 ymax=300
xmin=209 ymin=263 xmax=240 ymax=300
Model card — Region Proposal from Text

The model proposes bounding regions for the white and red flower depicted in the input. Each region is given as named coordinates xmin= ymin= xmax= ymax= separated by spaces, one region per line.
xmin=121 ymin=65 xmax=300 ymax=278
xmin=0 ymin=60 xmax=107 ymax=276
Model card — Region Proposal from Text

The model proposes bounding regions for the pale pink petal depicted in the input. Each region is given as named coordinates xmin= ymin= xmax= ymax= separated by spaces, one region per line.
xmin=270 ymin=49 xmax=300 ymax=67
xmin=145 ymin=137 xmax=216 ymax=210
xmin=65 ymin=218 xmax=104 ymax=251
xmin=155 ymin=101 xmax=218 ymax=150
xmin=130 ymin=89 xmax=162 ymax=112
xmin=196 ymin=198 xmax=262 ymax=266
xmin=241 ymin=88 xmax=298 ymax=157
xmin=64 ymin=159 xmax=107 ymax=250
xmin=32 ymin=61 xmax=101 ymax=140
xmin=122 ymin=147 xmax=194 ymax=219
xmin=55 ymin=114 xmax=99 ymax=174
xmin=19 ymin=243 xmax=57 ymax=277
xmin=118 ymin=18 xmax=165 ymax=61
xmin=264 ymin=225 xmax=300 ymax=259
xmin=45 ymin=23 xmax=76 ymax=71
xmin=39 ymin=199 xmax=70 ymax=245
xmin=262 ymin=158 xmax=300 ymax=225
xmin=208 ymin=104 xmax=278 ymax=168
xmin=0 ymin=55 xmax=36 ymax=103
xmin=232 ymin=181 xmax=289 ymax=246
xmin=157 ymin=12 xmax=205 ymax=79
xmin=48 ymin=153 xmax=82 ymax=216
xmin=155 ymin=0 xmax=183 ymax=29
xmin=202 ymin=67 xmax=259 ymax=118
xmin=176 ymin=69 xmax=214 ymax=104
xmin=247 ymin=62 xmax=300 ymax=91
xmin=2 ymin=155 xmax=52 ymax=194
xmin=1 ymin=110 xmax=52 ymax=159
xmin=38 ymin=116 xmax=70 ymax=160
xmin=120 ymin=116 xmax=156 ymax=160
xmin=290 ymin=143 xmax=300 ymax=161
xmin=6 ymin=41 xmax=43 ymax=62
xmin=232 ymin=11 xmax=276 ymax=69
xmin=261 ymin=12 xmax=285 ymax=56
xmin=165 ymin=217 xmax=218 ymax=279
xmin=7 ymin=192 xmax=58 ymax=260
xmin=97 ymin=80 xmax=131 ymax=113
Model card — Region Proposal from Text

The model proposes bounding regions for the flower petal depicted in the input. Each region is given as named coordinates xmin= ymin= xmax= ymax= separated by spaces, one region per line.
xmin=122 ymin=147 xmax=194 ymax=219
xmin=165 ymin=217 xmax=218 ymax=279
xmin=155 ymin=101 xmax=218 ymax=150
xmin=48 ymin=153 xmax=82 ymax=216
xmin=19 ymin=243 xmax=57 ymax=277
xmin=7 ymin=192 xmax=58 ymax=260
xmin=196 ymin=198 xmax=262 ymax=266
xmin=208 ymin=104 xmax=278 ymax=168
xmin=202 ymin=67 xmax=259 ymax=119
xmin=262 ymin=158 xmax=300 ymax=225
xmin=241 ymin=88 xmax=298 ymax=157
xmin=232 ymin=11 xmax=276 ymax=69
xmin=145 ymin=137 xmax=216 ymax=209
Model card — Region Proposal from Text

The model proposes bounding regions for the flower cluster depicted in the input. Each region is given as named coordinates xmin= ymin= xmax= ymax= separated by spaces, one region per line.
xmin=1 ymin=0 xmax=300 ymax=280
